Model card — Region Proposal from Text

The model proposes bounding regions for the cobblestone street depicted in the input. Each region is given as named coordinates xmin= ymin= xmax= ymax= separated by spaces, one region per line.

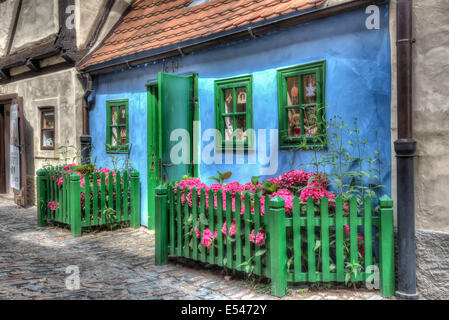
xmin=0 ymin=196 xmax=386 ymax=300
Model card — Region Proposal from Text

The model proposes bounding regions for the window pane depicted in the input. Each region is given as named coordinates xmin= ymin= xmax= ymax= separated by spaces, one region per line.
xmin=287 ymin=77 xmax=299 ymax=106
xmin=111 ymin=127 xmax=118 ymax=146
xmin=236 ymin=87 xmax=246 ymax=112
xmin=223 ymin=116 xmax=233 ymax=141
xmin=119 ymin=105 xmax=126 ymax=125
xmin=120 ymin=127 xmax=127 ymax=145
xmin=304 ymin=106 xmax=318 ymax=136
xmin=111 ymin=107 xmax=118 ymax=125
xmin=302 ymin=73 xmax=316 ymax=104
xmin=224 ymin=89 xmax=233 ymax=114
xmin=288 ymin=108 xmax=301 ymax=137
xmin=42 ymin=111 xmax=55 ymax=129
xmin=42 ymin=130 xmax=55 ymax=148
xmin=235 ymin=115 xmax=246 ymax=141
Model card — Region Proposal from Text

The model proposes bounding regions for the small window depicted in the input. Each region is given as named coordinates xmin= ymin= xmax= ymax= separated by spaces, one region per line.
xmin=277 ymin=61 xmax=326 ymax=148
xmin=40 ymin=107 xmax=55 ymax=150
xmin=214 ymin=75 xmax=253 ymax=150
xmin=106 ymin=100 xmax=129 ymax=153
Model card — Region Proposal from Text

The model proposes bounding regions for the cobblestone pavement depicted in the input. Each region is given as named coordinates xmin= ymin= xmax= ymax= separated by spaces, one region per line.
xmin=0 ymin=195 xmax=387 ymax=300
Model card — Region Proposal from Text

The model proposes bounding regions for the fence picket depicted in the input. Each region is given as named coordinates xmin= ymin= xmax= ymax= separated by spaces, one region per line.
xmin=92 ymin=172 xmax=99 ymax=225
xmin=108 ymin=172 xmax=114 ymax=210
xmin=349 ymin=196 xmax=358 ymax=281
xmin=192 ymin=188 xmax=199 ymax=260
xmin=306 ymin=197 xmax=316 ymax=282
xmin=254 ymin=193 xmax=262 ymax=276
xmin=168 ymin=186 xmax=175 ymax=255
xmin=122 ymin=171 xmax=129 ymax=221
xmin=321 ymin=197 xmax=330 ymax=282
xmin=244 ymin=194 xmax=251 ymax=269
xmin=225 ymin=191 xmax=233 ymax=269
xmin=176 ymin=186 xmax=182 ymax=257
xmin=216 ymin=191 xmax=224 ymax=267
xmin=184 ymin=187 xmax=191 ymax=259
xmin=335 ymin=196 xmax=344 ymax=282
xmin=199 ymin=189 xmax=206 ymax=263
xmin=292 ymin=197 xmax=301 ymax=281
xmin=84 ymin=173 xmax=91 ymax=226
xmin=235 ymin=192 xmax=242 ymax=271
xmin=364 ymin=196 xmax=372 ymax=280
xmin=100 ymin=173 xmax=106 ymax=224
xmin=115 ymin=171 xmax=121 ymax=222
xmin=208 ymin=189 xmax=215 ymax=264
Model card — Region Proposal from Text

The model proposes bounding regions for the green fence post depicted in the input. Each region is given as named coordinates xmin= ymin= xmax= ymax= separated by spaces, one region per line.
xmin=36 ymin=169 xmax=47 ymax=227
xmin=70 ymin=172 xmax=82 ymax=237
xmin=268 ymin=195 xmax=287 ymax=297
xmin=155 ymin=185 xmax=168 ymax=265
xmin=130 ymin=170 xmax=141 ymax=228
xmin=379 ymin=195 xmax=395 ymax=298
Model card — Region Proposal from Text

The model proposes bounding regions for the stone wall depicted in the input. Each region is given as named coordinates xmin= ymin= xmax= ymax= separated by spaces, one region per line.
xmin=416 ymin=230 xmax=449 ymax=299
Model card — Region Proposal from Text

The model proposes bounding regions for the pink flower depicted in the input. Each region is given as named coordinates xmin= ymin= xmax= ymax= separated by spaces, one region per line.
xmin=47 ymin=201 xmax=59 ymax=211
xmin=249 ymin=230 xmax=256 ymax=243
xmin=255 ymin=230 xmax=265 ymax=246
xmin=201 ymin=227 xmax=218 ymax=249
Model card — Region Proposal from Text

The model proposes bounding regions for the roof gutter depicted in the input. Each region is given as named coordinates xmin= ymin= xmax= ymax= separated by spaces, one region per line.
xmin=394 ymin=0 xmax=418 ymax=300
xmin=79 ymin=0 xmax=389 ymax=75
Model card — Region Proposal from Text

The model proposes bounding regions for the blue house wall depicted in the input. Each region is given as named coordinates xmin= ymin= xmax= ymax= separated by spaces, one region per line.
xmin=89 ymin=5 xmax=392 ymax=227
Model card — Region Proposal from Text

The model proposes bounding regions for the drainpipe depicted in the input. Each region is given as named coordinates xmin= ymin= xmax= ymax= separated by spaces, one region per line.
xmin=394 ymin=0 xmax=419 ymax=300
xmin=81 ymin=73 xmax=93 ymax=165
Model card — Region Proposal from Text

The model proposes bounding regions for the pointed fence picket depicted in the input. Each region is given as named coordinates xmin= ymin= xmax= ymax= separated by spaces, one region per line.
xmin=155 ymin=185 xmax=395 ymax=298
xmin=36 ymin=167 xmax=141 ymax=236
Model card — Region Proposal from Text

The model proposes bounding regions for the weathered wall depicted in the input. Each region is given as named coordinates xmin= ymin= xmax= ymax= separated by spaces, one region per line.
xmin=413 ymin=0 xmax=449 ymax=234
xmin=10 ymin=0 xmax=59 ymax=53
xmin=0 ymin=68 xmax=84 ymax=204
xmin=416 ymin=230 xmax=449 ymax=299
xmin=89 ymin=5 xmax=392 ymax=227
xmin=75 ymin=0 xmax=108 ymax=49
xmin=0 ymin=0 xmax=20 ymax=57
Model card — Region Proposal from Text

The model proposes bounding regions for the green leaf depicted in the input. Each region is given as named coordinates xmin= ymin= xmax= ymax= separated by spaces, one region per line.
xmin=255 ymin=249 xmax=266 ymax=257
xmin=199 ymin=213 xmax=208 ymax=225
xmin=251 ymin=175 xmax=261 ymax=186
xmin=208 ymin=177 xmax=220 ymax=183
xmin=314 ymin=240 xmax=321 ymax=251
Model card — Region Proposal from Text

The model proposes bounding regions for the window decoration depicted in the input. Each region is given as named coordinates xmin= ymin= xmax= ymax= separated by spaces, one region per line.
xmin=106 ymin=100 xmax=129 ymax=153
xmin=277 ymin=61 xmax=326 ymax=148
xmin=40 ymin=107 xmax=55 ymax=150
xmin=214 ymin=75 xmax=253 ymax=150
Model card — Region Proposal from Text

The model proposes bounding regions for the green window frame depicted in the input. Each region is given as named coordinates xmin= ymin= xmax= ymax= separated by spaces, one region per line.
xmin=106 ymin=99 xmax=129 ymax=153
xmin=277 ymin=60 xmax=326 ymax=149
xmin=214 ymin=75 xmax=254 ymax=151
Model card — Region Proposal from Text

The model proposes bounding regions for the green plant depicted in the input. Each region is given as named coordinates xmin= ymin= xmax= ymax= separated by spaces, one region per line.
xmin=344 ymin=260 xmax=363 ymax=288
xmin=208 ymin=170 xmax=232 ymax=184
xmin=103 ymin=207 xmax=118 ymax=231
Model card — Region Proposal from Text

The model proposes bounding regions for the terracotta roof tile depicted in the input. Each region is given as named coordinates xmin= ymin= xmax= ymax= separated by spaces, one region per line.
xmin=79 ymin=0 xmax=325 ymax=70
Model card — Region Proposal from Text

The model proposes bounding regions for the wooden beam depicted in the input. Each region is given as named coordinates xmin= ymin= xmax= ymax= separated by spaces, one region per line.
xmin=25 ymin=58 xmax=40 ymax=72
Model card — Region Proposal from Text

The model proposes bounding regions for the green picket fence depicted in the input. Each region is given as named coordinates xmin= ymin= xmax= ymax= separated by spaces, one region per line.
xmin=155 ymin=185 xmax=395 ymax=298
xmin=36 ymin=167 xmax=141 ymax=236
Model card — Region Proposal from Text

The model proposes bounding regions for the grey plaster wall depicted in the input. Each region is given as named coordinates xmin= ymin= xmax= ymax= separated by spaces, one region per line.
xmin=0 ymin=68 xmax=84 ymax=204
xmin=416 ymin=230 xmax=449 ymax=299
xmin=412 ymin=0 xmax=449 ymax=233
xmin=0 ymin=0 xmax=20 ymax=57
xmin=10 ymin=0 xmax=59 ymax=53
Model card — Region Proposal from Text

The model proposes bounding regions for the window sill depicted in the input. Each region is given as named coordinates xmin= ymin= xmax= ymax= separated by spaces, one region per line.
xmin=106 ymin=149 xmax=130 ymax=154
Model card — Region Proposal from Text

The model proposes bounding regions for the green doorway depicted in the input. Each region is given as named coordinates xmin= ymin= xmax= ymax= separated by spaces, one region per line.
xmin=146 ymin=73 xmax=198 ymax=229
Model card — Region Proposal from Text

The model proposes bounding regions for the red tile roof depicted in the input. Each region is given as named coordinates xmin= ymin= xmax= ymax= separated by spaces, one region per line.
xmin=78 ymin=0 xmax=325 ymax=70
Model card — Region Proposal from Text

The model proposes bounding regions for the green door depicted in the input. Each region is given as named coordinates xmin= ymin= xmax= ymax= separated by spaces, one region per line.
xmin=158 ymin=72 xmax=194 ymax=181
xmin=147 ymin=73 xmax=195 ymax=229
